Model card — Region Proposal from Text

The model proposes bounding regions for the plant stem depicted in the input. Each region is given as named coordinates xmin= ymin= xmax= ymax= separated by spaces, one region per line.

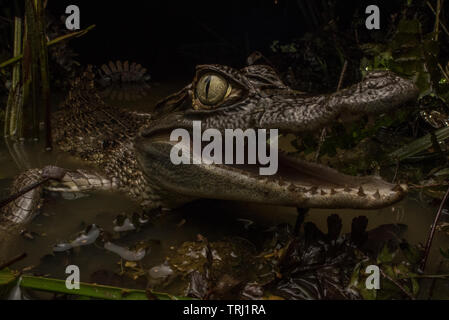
xmin=0 ymin=177 xmax=50 ymax=209
xmin=4 ymin=17 xmax=22 ymax=138
xmin=434 ymin=0 xmax=441 ymax=41
xmin=314 ymin=60 xmax=348 ymax=162
xmin=35 ymin=0 xmax=52 ymax=149
xmin=22 ymin=0 xmax=40 ymax=140
xmin=379 ymin=267 xmax=415 ymax=300
xmin=420 ymin=186 xmax=449 ymax=271
xmin=427 ymin=1 xmax=449 ymax=37
xmin=0 ymin=253 xmax=27 ymax=270
xmin=0 ymin=25 xmax=96 ymax=71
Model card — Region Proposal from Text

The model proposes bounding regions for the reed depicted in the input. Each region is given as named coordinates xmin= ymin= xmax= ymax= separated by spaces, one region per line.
xmin=35 ymin=0 xmax=52 ymax=149
xmin=4 ymin=17 xmax=22 ymax=139
xmin=0 ymin=269 xmax=192 ymax=300
xmin=2 ymin=1 xmax=94 ymax=149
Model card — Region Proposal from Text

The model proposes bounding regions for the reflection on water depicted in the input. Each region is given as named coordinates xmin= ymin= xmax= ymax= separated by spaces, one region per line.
xmin=0 ymin=83 xmax=448 ymax=298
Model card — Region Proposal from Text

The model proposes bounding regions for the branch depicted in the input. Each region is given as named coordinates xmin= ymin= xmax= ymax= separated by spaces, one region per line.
xmin=420 ymin=186 xmax=449 ymax=271
xmin=0 ymin=24 xmax=96 ymax=70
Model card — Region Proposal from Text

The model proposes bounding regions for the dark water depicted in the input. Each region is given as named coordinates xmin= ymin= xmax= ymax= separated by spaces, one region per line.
xmin=0 ymin=82 xmax=448 ymax=298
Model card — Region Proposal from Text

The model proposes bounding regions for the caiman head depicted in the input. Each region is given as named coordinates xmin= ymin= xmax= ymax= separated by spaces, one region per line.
xmin=135 ymin=64 xmax=419 ymax=210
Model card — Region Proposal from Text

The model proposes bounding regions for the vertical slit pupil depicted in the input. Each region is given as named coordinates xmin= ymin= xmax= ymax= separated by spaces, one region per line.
xmin=204 ymin=75 xmax=212 ymax=99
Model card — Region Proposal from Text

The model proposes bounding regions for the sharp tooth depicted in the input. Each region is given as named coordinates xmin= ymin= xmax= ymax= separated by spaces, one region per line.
xmin=358 ymin=186 xmax=366 ymax=197
xmin=320 ymin=189 xmax=327 ymax=195
xmin=331 ymin=188 xmax=337 ymax=195
xmin=373 ymin=189 xmax=381 ymax=199
xmin=309 ymin=186 xmax=318 ymax=195
xmin=392 ymin=184 xmax=403 ymax=192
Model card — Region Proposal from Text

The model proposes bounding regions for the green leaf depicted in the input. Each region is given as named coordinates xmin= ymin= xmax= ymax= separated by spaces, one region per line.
xmin=0 ymin=269 xmax=193 ymax=300
xmin=348 ymin=262 xmax=377 ymax=300
xmin=348 ymin=262 xmax=362 ymax=288
xmin=410 ymin=277 xmax=420 ymax=296
xmin=0 ymin=268 xmax=19 ymax=299
xmin=388 ymin=126 xmax=449 ymax=163
xmin=359 ymin=285 xmax=377 ymax=300
xmin=377 ymin=245 xmax=394 ymax=264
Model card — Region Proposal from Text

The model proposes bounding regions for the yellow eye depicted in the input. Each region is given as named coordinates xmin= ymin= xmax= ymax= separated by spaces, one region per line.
xmin=195 ymin=73 xmax=230 ymax=106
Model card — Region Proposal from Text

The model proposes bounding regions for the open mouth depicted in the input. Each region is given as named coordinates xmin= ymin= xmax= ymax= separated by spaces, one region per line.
xmin=136 ymin=126 xmax=407 ymax=210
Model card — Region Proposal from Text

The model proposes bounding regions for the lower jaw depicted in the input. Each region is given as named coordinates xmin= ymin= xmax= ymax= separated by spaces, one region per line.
xmin=138 ymin=138 xmax=406 ymax=210
xmin=214 ymin=170 xmax=406 ymax=209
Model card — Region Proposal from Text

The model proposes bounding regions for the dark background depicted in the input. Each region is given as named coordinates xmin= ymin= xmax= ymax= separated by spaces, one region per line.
xmin=45 ymin=0 xmax=399 ymax=81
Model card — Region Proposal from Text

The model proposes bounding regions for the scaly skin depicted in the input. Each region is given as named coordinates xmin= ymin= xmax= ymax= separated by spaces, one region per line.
xmin=0 ymin=64 xmax=419 ymax=233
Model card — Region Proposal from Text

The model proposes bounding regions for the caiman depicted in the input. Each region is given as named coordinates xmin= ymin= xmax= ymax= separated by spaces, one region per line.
xmin=0 ymin=64 xmax=419 ymax=234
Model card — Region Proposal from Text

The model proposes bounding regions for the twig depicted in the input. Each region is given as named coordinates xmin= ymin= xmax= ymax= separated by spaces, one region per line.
xmin=379 ymin=267 xmax=415 ymax=300
xmin=0 ymin=177 xmax=50 ymax=209
xmin=0 ymin=253 xmax=27 ymax=270
xmin=336 ymin=60 xmax=348 ymax=91
xmin=314 ymin=60 xmax=348 ymax=162
xmin=392 ymin=160 xmax=400 ymax=183
xmin=434 ymin=0 xmax=441 ymax=41
xmin=420 ymin=185 xmax=449 ymax=271
xmin=0 ymin=25 xmax=96 ymax=70
xmin=427 ymin=1 xmax=449 ymax=37
xmin=409 ymin=183 xmax=449 ymax=189
xmin=437 ymin=63 xmax=449 ymax=83
xmin=405 ymin=273 xmax=449 ymax=279
xmin=314 ymin=127 xmax=327 ymax=163
xmin=0 ymin=166 xmax=66 ymax=209
xmin=4 ymin=18 xmax=23 ymax=139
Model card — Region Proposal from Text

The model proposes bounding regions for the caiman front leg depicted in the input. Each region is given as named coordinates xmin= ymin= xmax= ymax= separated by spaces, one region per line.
xmin=0 ymin=166 xmax=118 ymax=233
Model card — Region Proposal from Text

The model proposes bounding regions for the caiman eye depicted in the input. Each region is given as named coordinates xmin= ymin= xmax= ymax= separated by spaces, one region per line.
xmin=195 ymin=73 xmax=231 ymax=106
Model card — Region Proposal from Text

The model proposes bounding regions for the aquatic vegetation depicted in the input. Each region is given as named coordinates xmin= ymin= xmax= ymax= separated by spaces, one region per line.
xmin=0 ymin=1 xmax=95 ymax=144
xmin=147 ymin=213 xmax=443 ymax=300
xmin=261 ymin=215 xmax=437 ymax=300
xmin=0 ymin=268 xmax=191 ymax=300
